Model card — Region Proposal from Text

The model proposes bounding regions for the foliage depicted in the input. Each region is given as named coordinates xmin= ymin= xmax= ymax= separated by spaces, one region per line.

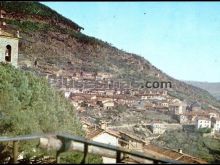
xmin=197 ymin=127 xmax=212 ymax=134
xmin=0 ymin=63 xmax=83 ymax=136
xmin=116 ymin=104 xmax=127 ymax=113
xmin=152 ymin=129 xmax=220 ymax=163
xmin=167 ymin=91 xmax=187 ymax=101
xmin=60 ymin=151 xmax=102 ymax=164
xmin=6 ymin=19 xmax=54 ymax=32
xmin=201 ymin=103 xmax=209 ymax=110
xmin=2 ymin=1 xmax=81 ymax=30
xmin=0 ymin=63 xmax=102 ymax=163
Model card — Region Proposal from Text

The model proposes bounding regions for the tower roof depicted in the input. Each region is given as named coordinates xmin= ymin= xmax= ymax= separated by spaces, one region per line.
xmin=0 ymin=29 xmax=19 ymax=39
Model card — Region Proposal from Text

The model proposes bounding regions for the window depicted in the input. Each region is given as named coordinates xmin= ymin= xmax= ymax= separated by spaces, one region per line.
xmin=5 ymin=45 xmax=11 ymax=62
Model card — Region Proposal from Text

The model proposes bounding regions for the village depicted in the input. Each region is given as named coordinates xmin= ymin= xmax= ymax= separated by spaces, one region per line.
xmin=34 ymin=70 xmax=220 ymax=163
xmin=1 ymin=7 xmax=219 ymax=163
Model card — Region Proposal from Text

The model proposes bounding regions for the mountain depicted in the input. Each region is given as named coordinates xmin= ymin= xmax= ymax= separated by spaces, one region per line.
xmin=1 ymin=1 xmax=220 ymax=110
xmin=185 ymin=81 xmax=220 ymax=101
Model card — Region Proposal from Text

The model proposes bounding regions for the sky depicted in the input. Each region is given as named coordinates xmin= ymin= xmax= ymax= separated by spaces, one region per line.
xmin=41 ymin=2 xmax=220 ymax=82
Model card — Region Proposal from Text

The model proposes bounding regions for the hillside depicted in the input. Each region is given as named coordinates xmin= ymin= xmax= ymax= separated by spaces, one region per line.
xmin=1 ymin=1 xmax=220 ymax=110
xmin=185 ymin=81 xmax=220 ymax=101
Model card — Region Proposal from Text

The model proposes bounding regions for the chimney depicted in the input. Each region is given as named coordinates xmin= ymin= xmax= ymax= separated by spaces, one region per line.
xmin=101 ymin=122 xmax=107 ymax=130
xmin=178 ymin=149 xmax=183 ymax=154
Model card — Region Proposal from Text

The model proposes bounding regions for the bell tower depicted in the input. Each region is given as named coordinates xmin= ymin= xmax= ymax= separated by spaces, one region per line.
xmin=0 ymin=9 xmax=20 ymax=68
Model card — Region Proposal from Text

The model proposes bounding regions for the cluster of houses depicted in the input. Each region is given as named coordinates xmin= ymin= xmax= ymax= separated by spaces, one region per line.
xmin=173 ymin=103 xmax=220 ymax=134
xmin=50 ymin=72 xmax=220 ymax=135
xmin=80 ymin=118 xmax=207 ymax=164
xmin=34 ymin=71 xmax=220 ymax=163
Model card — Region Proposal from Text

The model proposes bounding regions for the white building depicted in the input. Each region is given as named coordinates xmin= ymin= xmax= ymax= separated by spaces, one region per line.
xmin=196 ymin=117 xmax=211 ymax=129
xmin=212 ymin=118 xmax=220 ymax=132
xmin=64 ymin=91 xmax=71 ymax=98
xmin=214 ymin=120 xmax=220 ymax=132
xmin=102 ymin=100 xmax=114 ymax=109
xmin=87 ymin=129 xmax=120 ymax=163
xmin=209 ymin=112 xmax=218 ymax=119
xmin=161 ymin=102 xmax=169 ymax=108
xmin=150 ymin=123 xmax=166 ymax=134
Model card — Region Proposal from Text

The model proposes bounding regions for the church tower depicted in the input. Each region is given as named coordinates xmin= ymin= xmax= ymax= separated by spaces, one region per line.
xmin=0 ymin=9 xmax=20 ymax=68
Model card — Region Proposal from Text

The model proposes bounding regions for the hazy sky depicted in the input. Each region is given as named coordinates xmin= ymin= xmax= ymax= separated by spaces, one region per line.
xmin=41 ymin=2 xmax=220 ymax=82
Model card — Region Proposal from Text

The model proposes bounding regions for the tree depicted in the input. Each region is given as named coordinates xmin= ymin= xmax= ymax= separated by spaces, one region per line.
xmin=0 ymin=63 xmax=102 ymax=163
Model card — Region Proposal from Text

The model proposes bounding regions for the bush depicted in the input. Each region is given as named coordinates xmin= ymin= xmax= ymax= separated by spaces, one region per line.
xmin=197 ymin=127 xmax=212 ymax=134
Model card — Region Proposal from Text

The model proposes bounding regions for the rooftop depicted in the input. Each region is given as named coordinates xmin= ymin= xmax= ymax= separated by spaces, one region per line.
xmin=144 ymin=144 xmax=207 ymax=164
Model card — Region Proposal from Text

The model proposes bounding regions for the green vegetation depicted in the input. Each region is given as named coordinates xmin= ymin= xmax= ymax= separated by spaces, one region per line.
xmin=6 ymin=19 xmax=55 ymax=32
xmin=197 ymin=127 xmax=212 ymax=134
xmin=152 ymin=129 xmax=220 ymax=163
xmin=60 ymin=151 xmax=102 ymax=164
xmin=143 ymin=111 xmax=177 ymax=123
xmin=201 ymin=103 xmax=209 ymax=110
xmin=6 ymin=18 xmax=108 ymax=47
xmin=168 ymin=91 xmax=188 ymax=101
xmin=115 ymin=104 xmax=127 ymax=113
xmin=0 ymin=63 xmax=82 ymax=136
xmin=0 ymin=63 xmax=102 ymax=163
xmin=168 ymin=89 xmax=220 ymax=110
xmin=2 ymin=1 xmax=81 ymax=29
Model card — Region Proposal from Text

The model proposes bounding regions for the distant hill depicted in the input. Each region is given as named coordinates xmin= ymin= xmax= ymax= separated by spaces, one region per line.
xmin=185 ymin=81 xmax=220 ymax=101
xmin=1 ymin=1 xmax=220 ymax=110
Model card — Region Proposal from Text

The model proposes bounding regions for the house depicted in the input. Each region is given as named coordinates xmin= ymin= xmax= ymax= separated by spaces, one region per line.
xmin=212 ymin=118 xmax=220 ymax=133
xmin=81 ymin=119 xmax=95 ymax=132
xmin=171 ymin=98 xmax=181 ymax=103
xmin=161 ymin=90 xmax=167 ymax=96
xmin=144 ymin=101 xmax=155 ymax=109
xmin=97 ymin=72 xmax=113 ymax=80
xmin=82 ymin=72 xmax=95 ymax=80
xmin=190 ymin=102 xmax=201 ymax=112
xmin=118 ymin=131 xmax=146 ymax=152
xmin=196 ymin=117 xmax=211 ymax=129
xmin=102 ymin=99 xmax=115 ymax=110
xmin=144 ymin=144 xmax=207 ymax=164
xmin=106 ymin=90 xmax=114 ymax=96
xmin=177 ymin=114 xmax=188 ymax=124
xmin=150 ymin=123 xmax=166 ymax=134
xmin=161 ymin=101 xmax=169 ymax=108
xmin=86 ymin=128 xmax=121 ymax=163
xmin=64 ymin=91 xmax=71 ymax=98
xmin=209 ymin=112 xmax=218 ymax=119
xmin=91 ymin=95 xmax=97 ymax=100
xmin=169 ymin=101 xmax=187 ymax=115
xmin=0 ymin=26 xmax=20 ymax=67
